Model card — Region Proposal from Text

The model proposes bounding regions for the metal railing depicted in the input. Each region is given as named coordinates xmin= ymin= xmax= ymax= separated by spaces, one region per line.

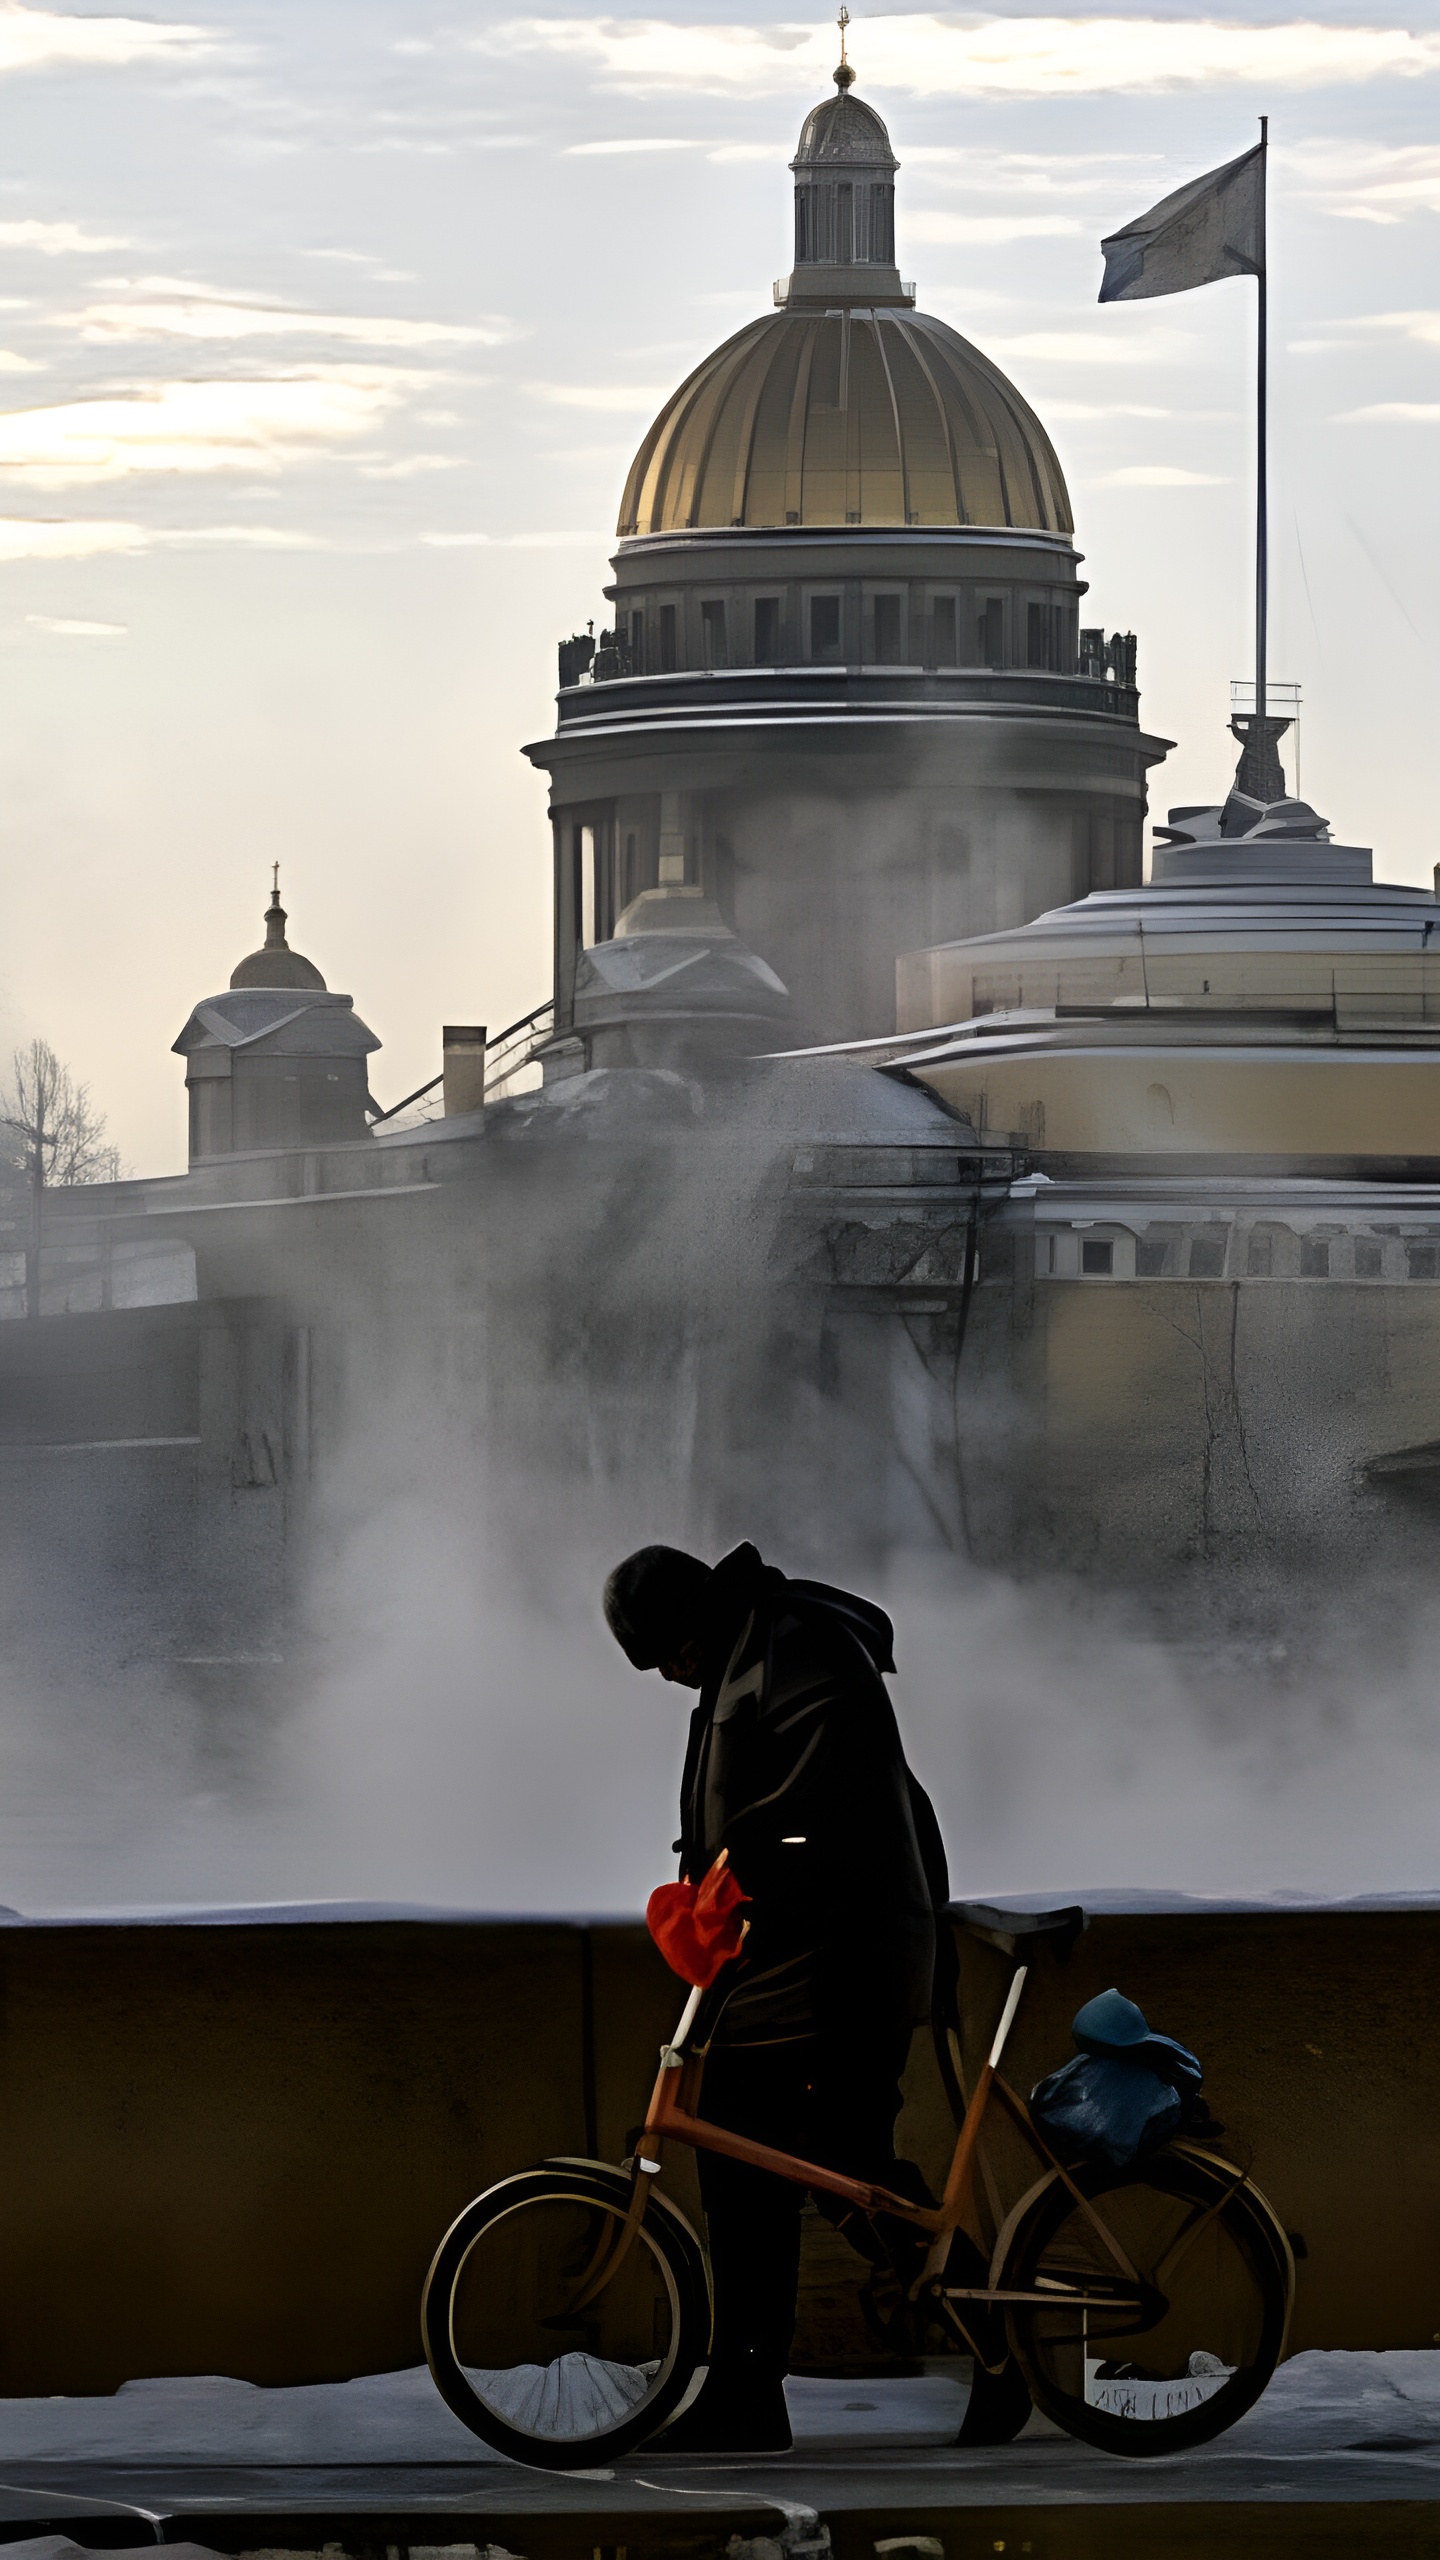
xmin=565 ymin=629 xmax=1140 ymax=698
xmin=368 ymin=1002 xmax=555 ymax=1130
xmin=772 ymin=278 xmax=916 ymax=305
xmin=1231 ymin=678 xmax=1301 ymax=792
xmin=1079 ymin=629 xmax=1137 ymax=687
xmin=483 ymin=1001 xmax=554 ymax=1097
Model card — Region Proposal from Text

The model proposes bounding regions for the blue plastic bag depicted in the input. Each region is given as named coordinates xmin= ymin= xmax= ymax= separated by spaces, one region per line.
xmin=1030 ymin=1988 xmax=1204 ymax=2170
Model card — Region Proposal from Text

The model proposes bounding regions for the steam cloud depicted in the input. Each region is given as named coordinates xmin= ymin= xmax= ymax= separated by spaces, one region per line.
xmin=0 ymin=1056 xmax=1436 ymax=1913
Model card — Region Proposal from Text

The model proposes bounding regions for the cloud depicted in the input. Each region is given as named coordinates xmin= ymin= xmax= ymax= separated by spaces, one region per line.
xmin=0 ymin=218 xmax=129 ymax=254
xmin=1102 ymin=464 xmax=1230 ymax=485
xmin=526 ymin=380 xmax=670 ymax=411
xmin=908 ymin=212 xmax=1082 ymax=244
xmin=57 ymin=283 xmax=507 ymax=350
xmin=1282 ymin=139 xmax=1440 ymax=225
xmin=26 ymin=611 xmax=125 ymax=635
xmin=0 ymin=2 xmax=209 ymax=75
xmin=706 ymin=141 xmax=792 ymax=164
xmin=1290 ymin=309 xmax=1440 ymax=359
xmin=987 ymin=328 xmax=1194 ymax=366
xmin=1338 ymin=402 xmax=1440 ymax=422
xmin=564 ymin=136 xmax=695 ymax=155
xmin=357 ymin=453 xmax=465 ymax=478
xmin=0 ymin=352 xmax=39 ymax=371
xmin=1046 ymin=400 xmax=1170 ymax=419
xmin=481 ymin=15 xmax=1440 ymax=100
xmin=908 ymin=147 xmax=1159 ymax=191
xmin=1355 ymin=310 xmax=1440 ymax=347
xmin=422 ymin=528 xmax=606 ymax=547
xmin=0 ymin=370 xmax=427 ymax=486
xmin=0 ymin=513 xmax=145 ymax=557
xmin=0 ymin=514 xmax=330 ymax=556
xmin=162 ymin=524 xmax=321 ymax=546
xmin=301 ymin=250 xmax=418 ymax=279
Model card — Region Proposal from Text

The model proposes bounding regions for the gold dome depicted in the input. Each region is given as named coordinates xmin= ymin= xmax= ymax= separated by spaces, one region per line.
xmin=617 ymin=307 xmax=1073 ymax=539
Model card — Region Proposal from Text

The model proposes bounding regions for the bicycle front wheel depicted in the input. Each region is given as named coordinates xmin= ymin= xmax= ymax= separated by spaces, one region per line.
xmin=422 ymin=2161 xmax=712 ymax=2471
xmin=1000 ymin=2143 xmax=1293 ymax=2458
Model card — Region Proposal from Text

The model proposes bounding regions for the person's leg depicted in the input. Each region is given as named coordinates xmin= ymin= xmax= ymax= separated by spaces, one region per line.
xmin=659 ymin=2041 xmax=808 ymax=2450
xmin=804 ymin=2018 xmax=916 ymax=2196
xmin=801 ymin=2023 xmax=938 ymax=2348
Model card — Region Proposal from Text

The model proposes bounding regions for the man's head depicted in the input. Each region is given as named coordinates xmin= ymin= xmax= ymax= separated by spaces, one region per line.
xmin=603 ymin=1544 xmax=714 ymax=1685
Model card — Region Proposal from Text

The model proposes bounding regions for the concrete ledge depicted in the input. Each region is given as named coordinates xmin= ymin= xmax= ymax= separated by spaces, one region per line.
xmin=0 ymin=1899 xmax=1431 ymax=2390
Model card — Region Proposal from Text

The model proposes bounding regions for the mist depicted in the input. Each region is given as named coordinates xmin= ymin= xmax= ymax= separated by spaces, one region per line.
xmin=0 ymin=1057 xmax=1437 ymax=1918
xmin=3 ymin=1507 xmax=1440 ymax=1917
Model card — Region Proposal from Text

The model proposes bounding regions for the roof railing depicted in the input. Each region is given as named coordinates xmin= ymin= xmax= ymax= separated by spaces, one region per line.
xmin=484 ymin=1002 xmax=554 ymax=1097
xmin=772 ymin=278 xmax=915 ymax=306
xmin=369 ymin=1001 xmax=555 ymax=1128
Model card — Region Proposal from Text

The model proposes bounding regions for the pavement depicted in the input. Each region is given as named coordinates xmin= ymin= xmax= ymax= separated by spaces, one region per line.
xmin=0 ymin=2354 xmax=1433 ymax=2559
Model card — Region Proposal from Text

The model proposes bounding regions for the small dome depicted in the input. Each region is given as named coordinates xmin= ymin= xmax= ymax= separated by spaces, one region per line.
xmin=618 ymin=307 xmax=1072 ymax=537
xmin=792 ymin=88 xmax=897 ymax=171
xmin=570 ymin=881 xmax=793 ymax=1067
xmin=230 ymin=880 xmax=327 ymax=991
xmin=613 ymin=881 xmax=732 ymax=937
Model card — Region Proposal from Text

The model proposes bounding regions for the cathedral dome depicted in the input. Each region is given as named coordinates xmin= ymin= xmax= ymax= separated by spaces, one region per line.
xmin=616 ymin=306 xmax=1072 ymax=539
xmin=618 ymin=50 xmax=1070 ymax=541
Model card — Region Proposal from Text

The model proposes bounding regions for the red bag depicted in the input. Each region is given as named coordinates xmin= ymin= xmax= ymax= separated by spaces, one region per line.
xmin=647 ymin=1852 xmax=750 ymax=1988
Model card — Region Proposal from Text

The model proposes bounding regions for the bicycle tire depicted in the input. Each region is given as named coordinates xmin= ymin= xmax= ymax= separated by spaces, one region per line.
xmin=999 ymin=2142 xmax=1293 ymax=2458
xmin=422 ymin=2160 xmax=712 ymax=2471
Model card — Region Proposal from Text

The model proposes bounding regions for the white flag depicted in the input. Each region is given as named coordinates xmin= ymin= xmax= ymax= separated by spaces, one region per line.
xmin=1099 ymin=144 xmax=1264 ymax=303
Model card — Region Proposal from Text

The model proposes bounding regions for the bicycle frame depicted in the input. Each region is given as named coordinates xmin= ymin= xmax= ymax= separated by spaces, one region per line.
xmin=625 ymin=1960 xmax=1152 ymax=2330
xmin=639 ymin=1965 xmax=1025 ymax=2237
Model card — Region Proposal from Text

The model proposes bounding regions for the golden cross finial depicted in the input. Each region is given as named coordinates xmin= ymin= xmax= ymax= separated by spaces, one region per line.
xmin=837 ymin=5 xmax=850 ymax=62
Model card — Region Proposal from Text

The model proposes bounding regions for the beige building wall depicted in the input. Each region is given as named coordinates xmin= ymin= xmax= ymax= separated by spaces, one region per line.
xmin=912 ymin=1046 xmax=1440 ymax=1163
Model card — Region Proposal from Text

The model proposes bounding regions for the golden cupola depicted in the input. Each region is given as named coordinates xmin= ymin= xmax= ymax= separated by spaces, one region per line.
xmin=618 ymin=62 xmax=1070 ymax=540
xmin=617 ymin=308 xmax=1072 ymax=540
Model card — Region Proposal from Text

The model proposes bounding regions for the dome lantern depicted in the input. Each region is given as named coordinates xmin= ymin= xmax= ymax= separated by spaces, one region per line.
xmin=780 ymin=13 xmax=909 ymax=311
xmin=230 ymin=866 xmax=328 ymax=993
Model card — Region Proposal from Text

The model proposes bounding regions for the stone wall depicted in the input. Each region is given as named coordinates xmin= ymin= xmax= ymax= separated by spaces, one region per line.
xmin=0 ymin=1902 xmax=1429 ymax=2395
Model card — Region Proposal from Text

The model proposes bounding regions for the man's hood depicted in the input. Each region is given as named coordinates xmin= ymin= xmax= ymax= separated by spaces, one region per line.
xmin=706 ymin=1541 xmax=896 ymax=1676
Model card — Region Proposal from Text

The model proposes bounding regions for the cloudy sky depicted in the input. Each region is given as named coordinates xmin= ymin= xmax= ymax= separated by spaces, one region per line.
xmin=0 ymin=0 xmax=1438 ymax=1168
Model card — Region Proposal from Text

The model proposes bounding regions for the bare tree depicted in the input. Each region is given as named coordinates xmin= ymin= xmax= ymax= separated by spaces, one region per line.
xmin=1 ymin=1038 xmax=120 ymax=1319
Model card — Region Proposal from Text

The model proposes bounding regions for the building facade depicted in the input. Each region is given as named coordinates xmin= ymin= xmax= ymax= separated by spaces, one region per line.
xmin=6 ymin=81 xmax=1440 ymax=1682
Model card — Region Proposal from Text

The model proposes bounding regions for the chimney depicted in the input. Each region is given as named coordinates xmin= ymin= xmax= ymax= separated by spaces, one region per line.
xmin=442 ymin=1025 xmax=487 ymax=1117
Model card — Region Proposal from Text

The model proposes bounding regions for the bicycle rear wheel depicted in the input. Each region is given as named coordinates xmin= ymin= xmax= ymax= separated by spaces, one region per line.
xmin=1000 ymin=2143 xmax=1292 ymax=2457
xmin=422 ymin=2160 xmax=712 ymax=2470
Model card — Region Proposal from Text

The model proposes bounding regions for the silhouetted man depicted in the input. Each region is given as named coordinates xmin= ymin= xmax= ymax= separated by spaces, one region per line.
xmin=603 ymin=1539 xmax=941 ymax=2454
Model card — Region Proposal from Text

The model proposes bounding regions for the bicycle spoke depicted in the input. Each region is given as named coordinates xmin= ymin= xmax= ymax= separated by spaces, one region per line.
xmin=563 ymin=2184 xmax=648 ymax=2314
xmin=1153 ymin=2166 xmax=1249 ymax=2289
xmin=431 ymin=2180 xmax=691 ymax=2455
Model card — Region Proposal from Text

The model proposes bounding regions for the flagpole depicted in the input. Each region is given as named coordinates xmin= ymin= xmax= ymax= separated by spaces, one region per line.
xmin=1255 ymin=113 xmax=1268 ymax=747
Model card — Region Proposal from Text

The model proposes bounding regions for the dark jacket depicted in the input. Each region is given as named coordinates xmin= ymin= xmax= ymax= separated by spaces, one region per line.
xmin=678 ymin=1543 xmax=939 ymax=2047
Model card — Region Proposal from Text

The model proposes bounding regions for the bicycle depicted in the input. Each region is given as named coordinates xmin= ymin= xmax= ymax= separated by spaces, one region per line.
xmin=421 ymin=1919 xmax=1294 ymax=2471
